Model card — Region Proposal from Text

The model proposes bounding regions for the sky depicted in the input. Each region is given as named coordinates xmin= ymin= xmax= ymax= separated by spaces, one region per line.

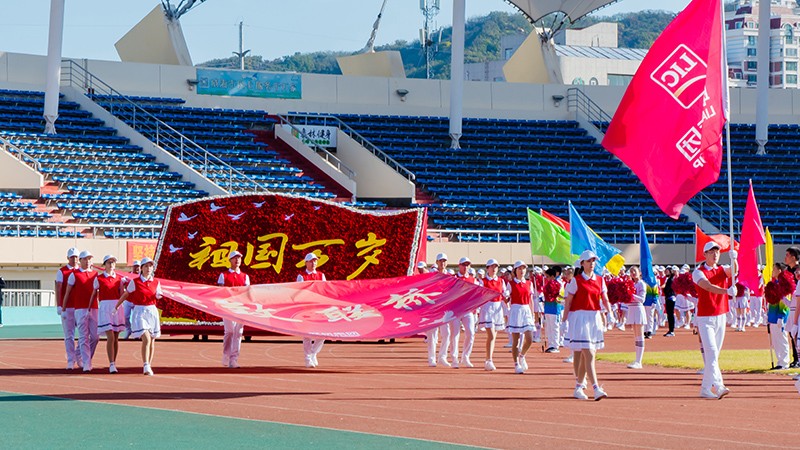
xmin=0 ymin=0 xmax=690 ymax=64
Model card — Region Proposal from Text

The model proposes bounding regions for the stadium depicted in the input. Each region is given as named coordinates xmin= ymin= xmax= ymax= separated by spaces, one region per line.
xmin=1 ymin=0 xmax=799 ymax=448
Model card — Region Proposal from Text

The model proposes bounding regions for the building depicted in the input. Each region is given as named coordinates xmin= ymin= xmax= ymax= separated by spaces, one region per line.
xmin=726 ymin=0 xmax=800 ymax=88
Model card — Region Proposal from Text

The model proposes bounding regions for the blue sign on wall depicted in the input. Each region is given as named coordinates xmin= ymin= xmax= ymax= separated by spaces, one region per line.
xmin=196 ymin=68 xmax=302 ymax=99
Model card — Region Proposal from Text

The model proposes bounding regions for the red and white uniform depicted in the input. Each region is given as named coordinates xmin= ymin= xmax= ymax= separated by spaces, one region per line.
xmin=479 ymin=276 xmax=508 ymax=331
xmin=56 ymin=265 xmax=78 ymax=366
xmin=67 ymin=268 xmax=99 ymax=370
xmin=126 ymin=275 xmax=163 ymax=339
xmin=565 ymin=272 xmax=608 ymax=351
xmin=298 ymin=270 xmax=326 ymax=362
xmin=692 ymin=263 xmax=731 ymax=393
xmin=444 ymin=272 xmax=480 ymax=366
xmin=507 ymin=278 xmax=536 ymax=334
xmin=627 ymin=279 xmax=647 ymax=325
xmin=218 ymin=269 xmax=250 ymax=366
xmin=750 ymin=280 xmax=764 ymax=326
xmin=95 ymin=272 xmax=125 ymax=333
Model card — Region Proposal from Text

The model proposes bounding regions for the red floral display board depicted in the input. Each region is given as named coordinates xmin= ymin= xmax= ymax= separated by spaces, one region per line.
xmin=154 ymin=194 xmax=426 ymax=321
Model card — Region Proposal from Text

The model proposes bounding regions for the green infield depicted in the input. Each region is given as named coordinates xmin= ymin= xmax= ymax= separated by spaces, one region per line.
xmin=0 ymin=324 xmax=64 ymax=340
xmin=598 ymin=349 xmax=798 ymax=374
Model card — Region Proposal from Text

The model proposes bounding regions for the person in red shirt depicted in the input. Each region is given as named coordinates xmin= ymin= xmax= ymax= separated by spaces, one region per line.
xmin=92 ymin=255 xmax=125 ymax=373
xmin=63 ymin=250 xmax=99 ymax=373
xmin=115 ymin=257 xmax=162 ymax=376
xmin=478 ymin=258 xmax=508 ymax=371
xmin=121 ymin=260 xmax=141 ymax=340
xmin=218 ymin=250 xmax=250 ymax=369
xmin=298 ymin=253 xmax=327 ymax=368
xmin=507 ymin=260 xmax=536 ymax=375
xmin=431 ymin=252 xmax=451 ymax=367
xmin=55 ymin=247 xmax=80 ymax=370
xmin=563 ymin=250 xmax=612 ymax=401
xmin=692 ymin=241 xmax=738 ymax=399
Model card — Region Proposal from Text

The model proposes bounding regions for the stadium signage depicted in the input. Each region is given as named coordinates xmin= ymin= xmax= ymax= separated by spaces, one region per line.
xmin=281 ymin=124 xmax=337 ymax=148
xmin=196 ymin=68 xmax=302 ymax=99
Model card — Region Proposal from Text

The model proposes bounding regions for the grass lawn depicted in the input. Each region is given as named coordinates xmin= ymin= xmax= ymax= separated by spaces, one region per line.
xmin=597 ymin=349 xmax=799 ymax=375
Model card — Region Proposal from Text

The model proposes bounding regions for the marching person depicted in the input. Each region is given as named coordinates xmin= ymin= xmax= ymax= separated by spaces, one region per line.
xmin=692 ymin=241 xmax=737 ymax=399
xmin=55 ymin=247 xmax=80 ymax=369
xmin=115 ymin=257 xmax=162 ymax=376
xmin=93 ymin=255 xmax=125 ymax=373
xmin=767 ymin=262 xmax=791 ymax=369
xmin=626 ymin=267 xmax=647 ymax=369
xmin=449 ymin=257 xmax=479 ymax=368
xmin=416 ymin=261 xmax=428 ymax=274
xmin=122 ymin=260 xmax=140 ymax=340
xmin=63 ymin=250 xmax=99 ymax=373
xmin=543 ymin=267 xmax=564 ymax=353
xmin=733 ymin=283 xmax=749 ymax=332
xmin=431 ymin=253 xmax=453 ymax=367
xmin=479 ymin=259 xmax=508 ymax=371
xmin=749 ymin=270 xmax=764 ymax=328
xmin=218 ymin=251 xmax=250 ymax=369
xmin=663 ymin=266 xmax=677 ymax=337
xmin=298 ymin=253 xmax=327 ymax=368
xmin=508 ymin=260 xmax=536 ymax=374
xmin=563 ymin=250 xmax=611 ymax=401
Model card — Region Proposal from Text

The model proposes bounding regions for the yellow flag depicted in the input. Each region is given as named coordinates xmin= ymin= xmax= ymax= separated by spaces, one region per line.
xmin=605 ymin=253 xmax=626 ymax=276
xmin=763 ymin=227 xmax=773 ymax=283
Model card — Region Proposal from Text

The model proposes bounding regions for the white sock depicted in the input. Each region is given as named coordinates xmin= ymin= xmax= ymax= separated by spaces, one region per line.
xmin=635 ymin=337 xmax=645 ymax=364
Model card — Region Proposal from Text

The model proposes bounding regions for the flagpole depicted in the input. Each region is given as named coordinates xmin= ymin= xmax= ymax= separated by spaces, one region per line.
xmin=721 ymin=0 xmax=736 ymax=284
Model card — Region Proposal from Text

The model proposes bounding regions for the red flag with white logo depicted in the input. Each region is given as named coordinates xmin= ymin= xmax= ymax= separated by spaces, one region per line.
xmin=601 ymin=0 xmax=727 ymax=219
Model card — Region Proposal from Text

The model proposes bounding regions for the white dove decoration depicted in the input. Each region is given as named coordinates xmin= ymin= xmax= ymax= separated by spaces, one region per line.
xmin=284 ymin=213 xmax=295 ymax=221
xmin=253 ymin=201 xmax=266 ymax=208
xmin=313 ymin=206 xmax=321 ymax=211
xmin=169 ymin=244 xmax=183 ymax=253
xmin=177 ymin=213 xmax=197 ymax=222
xmin=228 ymin=212 xmax=246 ymax=221
xmin=210 ymin=202 xmax=225 ymax=212
xmin=187 ymin=231 xmax=198 ymax=239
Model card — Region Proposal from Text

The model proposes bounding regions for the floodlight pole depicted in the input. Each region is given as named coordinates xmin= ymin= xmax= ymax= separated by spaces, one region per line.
xmin=43 ymin=0 xmax=65 ymax=135
xmin=755 ymin=0 xmax=770 ymax=155
xmin=232 ymin=21 xmax=250 ymax=70
xmin=448 ymin=0 xmax=465 ymax=149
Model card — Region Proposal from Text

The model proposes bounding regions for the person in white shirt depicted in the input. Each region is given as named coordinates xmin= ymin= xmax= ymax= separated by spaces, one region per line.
xmin=218 ymin=251 xmax=251 ymax=369
xmin=298 ymin=253 xmax=327 ymax=368
xmin=478 ymin=259 xmax=508 ymax=371
xmin=626 ymin=267 xmax=647 ymax=369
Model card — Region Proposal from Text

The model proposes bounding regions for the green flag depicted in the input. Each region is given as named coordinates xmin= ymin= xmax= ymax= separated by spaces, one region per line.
xmin=527 ymin=208 xmax=577 ymax=264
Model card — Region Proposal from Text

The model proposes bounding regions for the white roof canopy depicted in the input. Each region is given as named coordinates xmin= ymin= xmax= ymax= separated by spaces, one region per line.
xmin=506 ymin=0 xmax=622 ymax=23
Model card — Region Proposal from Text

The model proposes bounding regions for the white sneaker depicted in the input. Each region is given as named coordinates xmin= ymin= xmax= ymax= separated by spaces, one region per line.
xmin=520 ymin=355 xmax=528 ymax=371
xmin=684 ymin=324 xmax=691 ymax=330
xmin=143 ymin=364 xmax=154 ymax=376
xmin=696 ymin=368 xmax=704 ymax=375
xmin=305 ymin=357 xmax=315 ymax=368
xmin=451 ymin=359 xmax=459 ymax=369
xmin=82 ymin=365 xmax=92 ymax=373
xmin=716 ymin=386 xmax=730 ymax=399
xmin=484 ymin=360 xmax=496 ymax=371
xmin=593 ymin=386 xmax=608 ymax=401
xmin=700 ymin=388 xmax=717 ymax=399
xmin=627 ymin=362 xmax=643 ymax=369
xmin=461 ymin=357 xmax=474 ymax=368
xmin=109 ymin=363 xmax=118 ymax=374
xmin=437 ymin=357 xmax=451 ymax=368
xmin=66 ymin=361 xmax=75 ymax=370
xmin=312 ymin=354 xmax=319 ymax=367
xmin=222 ymin=356 xmax=230 ymax=367
xmin=563 ymin=356 xmax=574 ymax=363
xmin=228 ymin=360 xmax=240 ymax=369
xmin=574 ymin=386 xmax=588 ymax=400
xmin=503 ymin=343 xmax=512 ymax=348
xmin=428 ymin=358 xmax=437 ymax=367
xmin=514 ymin=363 xmax=524 ymax=374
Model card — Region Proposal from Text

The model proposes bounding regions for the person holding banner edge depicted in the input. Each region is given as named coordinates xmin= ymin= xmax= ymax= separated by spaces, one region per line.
xmin=692 ymin=241 xmax=737 ymax=399
xmin=219 ymin=250 xmax=250 ymax=369
xmin=298 ymin=253 xmax=327 ymax=368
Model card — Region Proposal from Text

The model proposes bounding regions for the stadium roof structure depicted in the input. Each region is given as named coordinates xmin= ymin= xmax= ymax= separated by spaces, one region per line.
xmin=505 ymin=0 xmax=623 ymax=23
xmin=555 ymin=45 xmax=647 ymax=60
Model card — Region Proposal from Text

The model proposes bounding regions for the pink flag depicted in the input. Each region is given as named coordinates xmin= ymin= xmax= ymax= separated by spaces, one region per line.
xmin=601 ymin=0 xmax=726 ymax=219
xmin=154 ymin=272 xmax=498 ymax=340
xmin=738 ymin=182 xmax=766 ymax=291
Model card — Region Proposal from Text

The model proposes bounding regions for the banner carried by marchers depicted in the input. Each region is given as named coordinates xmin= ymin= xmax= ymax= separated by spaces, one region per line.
xmin=157 ymin=272 xmax=497 ymax=340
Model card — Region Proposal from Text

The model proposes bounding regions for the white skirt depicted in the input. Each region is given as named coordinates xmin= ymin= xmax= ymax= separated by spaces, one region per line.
xmin=735 ymin=297 xmax=749 ymax=309
xmin=567 ymin=310 xmax=605 ymax=351
xmin=507 ymin=304 xmax=536 ymax=333
xmin=98 ymin=299 xmax=126 ymax=333
xmin=532 ymin=298 xmax=544 ymax=313
xmin=130 ymin=305 xmax=161 ymax=339
xmin=626 ymin=303 xmax=647 ymax=325
xmin=676 ymin=294 xmax=690 ymax=312
xmin=479 ymin=301 xmax=506 ymax=330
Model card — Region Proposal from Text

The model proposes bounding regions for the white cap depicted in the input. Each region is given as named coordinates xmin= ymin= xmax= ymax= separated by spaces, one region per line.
xmin=228 ymin=250 xmax=243 ymax=260
xmin=140 ymin=257 xmax=155 ymax=266
xmin=67 ymin=247 xmax=79 ymax=258
xmin=534 ymin=267 xmax=543 ymax=274
xmin=79 ymin=250 xmax=93 ymax=259
xmin=132 ymin=260 xmax=141 ymax=267
xmin=506 ymin=266 xmax=513 ymax=272
xmin=304 ymin=253 xmax=319 ymax=262
xmin=486 ymin=258 xmax=499 ymax=267
xmin=458 ymin=257 xmax=471 ymax=265
xmin=703 ymin=241 xmax=721 ymax=252
xmin=513 ymin=260 xmax=527 ymax=269
xmin=435 ymin=252 xmax=448 ymax=262
xmin=477 ymin=268 xmax=485 ymax=275
xmin=468 ymin=267 xmax=476 ymax=275
xmin=416 ymin=261 xmax=427 ymax=269
xmin=447 ymin=269 xmax=455 ymax=275
xmin=102 ymin=254 xmax=116 ymax=264
xmin=578 ymin=250 xmax=598 ymax=263
xmin=499 ymin=268 xmax=507 ymax=274
xmin=671 ymin=265 xmax=679 ymax=271
xmin=681 ymin=264 xmax=690 ymax=270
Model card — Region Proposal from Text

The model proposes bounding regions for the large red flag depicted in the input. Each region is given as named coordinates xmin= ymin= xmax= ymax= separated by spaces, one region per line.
xmin=694 ymin=225 xmax=739 ymax=262
xmin=540 ymin=208 xmax=570 ymax=232
xmin=601 ymin=0 xmax=726 ymax=219
xmin=738 ymin=182 xmax=766 ymax=291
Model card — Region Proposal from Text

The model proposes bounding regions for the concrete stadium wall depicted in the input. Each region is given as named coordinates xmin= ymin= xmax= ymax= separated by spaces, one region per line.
xmin=334 ymin=130 xmax=415 ymax=202
xmin=0 ymin=146 xmax=43 ymax=196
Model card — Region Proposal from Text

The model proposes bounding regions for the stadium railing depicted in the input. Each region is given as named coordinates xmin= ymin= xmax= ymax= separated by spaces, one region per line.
xmin=3 ymin=289 xmax=56 ymax=307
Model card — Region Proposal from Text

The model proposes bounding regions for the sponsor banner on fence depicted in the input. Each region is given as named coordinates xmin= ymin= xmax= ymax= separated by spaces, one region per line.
xmin=126 ymin=241 xmax=157 ymax=266
xmin=196 ymin=68 xmax=302 ymax=99
xmin=282 ymin=124 xmax=337 ymax=148
xmin=155 ymin=272 xmax=496 ymax=340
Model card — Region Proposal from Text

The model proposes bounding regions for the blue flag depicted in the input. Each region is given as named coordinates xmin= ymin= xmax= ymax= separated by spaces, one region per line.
xmin=569 ymin=202 xmax=622 ymax=276
xmin=639 ymin=218 xmax=657 ymax=287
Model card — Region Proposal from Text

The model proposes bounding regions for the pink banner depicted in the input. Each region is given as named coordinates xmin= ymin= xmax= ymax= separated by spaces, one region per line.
xmin=155 ymin=272 xmax=497 ymax=340
xmin=738 ymin=182 xmax=765 ymax=292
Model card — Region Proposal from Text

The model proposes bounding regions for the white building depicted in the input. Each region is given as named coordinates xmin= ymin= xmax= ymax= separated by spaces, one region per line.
xmin=726 ymin=0 xmax=800 ymax=88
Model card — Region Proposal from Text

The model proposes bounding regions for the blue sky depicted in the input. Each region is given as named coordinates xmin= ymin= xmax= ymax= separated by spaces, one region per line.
xmin=0 ymin=1 xmax=690 ymax=64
